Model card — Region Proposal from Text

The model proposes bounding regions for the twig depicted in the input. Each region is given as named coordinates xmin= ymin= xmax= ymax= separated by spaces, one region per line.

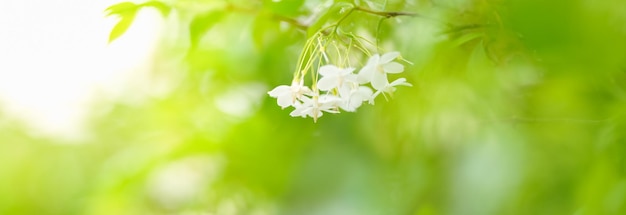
xmin=273 ymin=15 xmax=308 ymax=30
xmin=442 ymin=24 xmax=489 ymax=34
xmin=354 ymin=6 xmax=418 ymax=18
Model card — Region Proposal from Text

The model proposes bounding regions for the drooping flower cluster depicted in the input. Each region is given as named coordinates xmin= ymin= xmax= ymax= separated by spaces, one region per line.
xmin=268 ymin=52 xmax=411 ymax=122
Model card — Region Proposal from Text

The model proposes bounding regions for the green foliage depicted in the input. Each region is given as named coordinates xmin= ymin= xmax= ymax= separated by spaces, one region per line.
xmin=251 ymin=12 xmax=281 ymax=49
xmin=106 ymin=2 xmax=139 ymax=43
xmin=3 ymin=0 xmax=626 ymax=214
xmin=189 ymin=11 xmax=224 ymax=50
xmin=141 ymin=1 xmax=171 ymax=17
xmin=106 ymin=1 xmax=171 ymax=43
xmin=306 ymin=2 xmax=354 ymax=37
xmin=263 ymin=0 xmax=304 ymax=16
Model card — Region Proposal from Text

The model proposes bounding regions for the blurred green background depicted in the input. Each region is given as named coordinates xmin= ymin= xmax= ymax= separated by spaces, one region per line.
xmin=2 ymin=0 xmax=626 ymax=214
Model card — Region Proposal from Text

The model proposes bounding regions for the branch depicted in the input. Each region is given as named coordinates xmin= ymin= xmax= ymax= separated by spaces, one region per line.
xmin=274 ymin=6 xmax=418 ymax=32
xmin=273 ymin=15 xmax=308 ymax=30
xmin=442 ymin=24 xmax=489 ymax=34
xmin=354 ymin=6 xmax=418 ymax=18
xmin=226 ymin=4 xmax=417 ymax=31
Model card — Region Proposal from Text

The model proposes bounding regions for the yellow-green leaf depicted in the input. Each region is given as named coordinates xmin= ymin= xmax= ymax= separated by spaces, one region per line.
xmin=108 ymin=13 xmax=136 ymax=43
xmin=307 ymin=2 xmax=354 ymax=37
xmin=452 ymin=32 xmax=484 ymax=47
xmin=140 ymin=1 xmax=171 ymax=17
xmin=263 ymin=0 xmax=304 ymax=17
xmin=105 ymin=2 xmax=137 ymax=16
xmin=252 ymin=13 xmax=280 ymax=50
xmin=189 ymin=11 xmax=224 ymax=50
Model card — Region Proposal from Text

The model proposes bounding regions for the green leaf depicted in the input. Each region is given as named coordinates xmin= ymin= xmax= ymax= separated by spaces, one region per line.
xmin=307 ymin=2 xmax=354 ymax=37
xmin=189 ymin=11 xmax=224 ymax=50
xmin=468 ymin=41 xmax=490 ymax=70
xmin=105 ymin=2 xmax=139 ymax=43
xmin=263 ymin=0 xmax=304 ymax=17
xmin=451 ymin=32 xmax=484 ymax=47
xmin=140 ymin=1 xmax=171 ymax=17
xmin=108 ymin=12 xmax=137 ymax=43
xmin=252 ymin=13 xmax=281 ymax=50
xmin=105 ymin=2 xmax=137 ymax=16
xmin=467 ymin=41 xmax=496 ymax=85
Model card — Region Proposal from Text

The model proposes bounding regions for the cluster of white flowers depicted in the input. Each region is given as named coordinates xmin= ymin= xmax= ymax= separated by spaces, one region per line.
xmin=268 ymin=52 xmax=411 ymax=122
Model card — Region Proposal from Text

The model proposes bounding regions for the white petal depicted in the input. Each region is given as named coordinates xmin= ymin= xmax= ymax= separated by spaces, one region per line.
xmin=290 ymin=99 xmax=313 ymax=117
xmin=319 ymin=65 xmax=340 ymax=76
xmin=319 ymin=100 xmax=339 ymax=113
xmin=299 ymin=86 xmax=313 ymax=96
xmin=389 ymin=78 xmax=412 ymax=87
xmin=383 ymin=62 xmax=404 ymax=73
xmin=340 ymin=105 xmax=356 ymax=112
xmin=317 ymin=76 xmax=337 ymax=91
xmin=307 ymin=108 xmax=323 ymax=119
xmin=313 ymin=110 xmax=323 ymax=118
xmin=337 ymin=85 xmax=352 ymax=98
xmin=365 ymin=54 xmax=380 ymax=67
xmin=320 ymin=95 xmax=342 ymax=107
xmin=339 ymin=67 xmax=355 ymax=75
xmin=342 ymin=101 xmax=357 ymax=112
xmin=356 ymin=86 xmax=373 ymax=99
xmin=371 ymin=71 xmax=388 ymax=90
xmin=290 ymin=107 xmax=307 ymax=117
xmin=383 ymin=86 xmax=397 ymax=94
xmin=277 ymin=95 xmax=293 ymax=108
xmin=350 ymin=99 xmax=363 ymax=109
xmin=380 ymin=52 xmax=400 ymax=63
xmin=299 ymin=95 xmax=313 ymax=104
xmin=323 ymin=109 xmax=340 ymax=114
xmin=268 ymin=85 xmax=290 ymax=97
xmin=347 ymin=95 xmax=366 ymax=111
xmin=357 ymin=66 xmax=375 ymax=84
xmin=369 ymin=90 xmax=382 ymax=105
xmin=344 ymin=74 xmax=358 ymax=84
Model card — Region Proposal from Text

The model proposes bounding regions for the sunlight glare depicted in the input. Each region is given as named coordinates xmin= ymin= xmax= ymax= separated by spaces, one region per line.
xmin=0 ymin=0 xmax=164 ymax=141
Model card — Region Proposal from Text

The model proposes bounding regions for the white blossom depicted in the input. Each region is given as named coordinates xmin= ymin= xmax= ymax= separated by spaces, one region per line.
xmin=267 ymin=80 xmax=312 ymax=108
xmin=268 ymin=50 xmax=409 ymax=122
xmin=316 ymin=65 xmax=357 ymax=91
xmin=339 ymin=85 xmax=373 ymax=112
xmin=369 ymin=78 xmax=412 ymax=104
xmin=290 ymin=95 xmax=341 ymax=122
xmin=357 ymin=52 xmax=405 ymax=90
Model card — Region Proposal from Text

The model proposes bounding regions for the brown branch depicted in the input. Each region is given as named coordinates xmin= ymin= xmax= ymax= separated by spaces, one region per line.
xmin=226 ymin=4 xmax=417 ymax=31
xmin=274 ymin=6 xmax=417 ymax=32
xmin=273 ymin=15 xmax=308 ymax=30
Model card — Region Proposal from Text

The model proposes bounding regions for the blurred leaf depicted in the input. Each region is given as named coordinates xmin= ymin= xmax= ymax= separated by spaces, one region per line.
xmin=189 ymin=11 xmax=224 ymax=50
xmin=263 ymin=0 xmax=304 ymax=17
xmin=105 ymin=2 xmax=137 ymax=16
xmin=108 ymin=12 xmax=137 ymax=43
xmin=307 ymin=2 xmax=354 ymax=37
xmin=607 ymin=69 xmax=626 ymax=97
xmin=467 ymin=41 xmax=495 ymax=84
xmin=105 ymin=2 xmax=138 ymax=43
xmin=140 ymin=1 xmax=171 ymax=17
xmin=251 ymin=13 xmax=281 ymax=50
xmin=451 ymin=32 xmax=483 ymax=47
xmin=8 ymin=1 xmax=626 ymax=214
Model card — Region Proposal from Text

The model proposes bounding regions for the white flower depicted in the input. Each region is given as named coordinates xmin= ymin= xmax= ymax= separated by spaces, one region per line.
xmin=357 ymin=52 xmax=405 ymax=90
xmin=316 ymin=65 xmax=357 ymax=91
xmin=268 ymin=80 xmax=312 ymax=108
xmin=338 ymin=85 xmax=373 ymax=112
xmin=369 ymin=78 xmax=412 ymax=104
xmin=270 ymin=50 xmax=410 ymax=121
xmin=290 ymin=95 xmax=341 ymax=122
